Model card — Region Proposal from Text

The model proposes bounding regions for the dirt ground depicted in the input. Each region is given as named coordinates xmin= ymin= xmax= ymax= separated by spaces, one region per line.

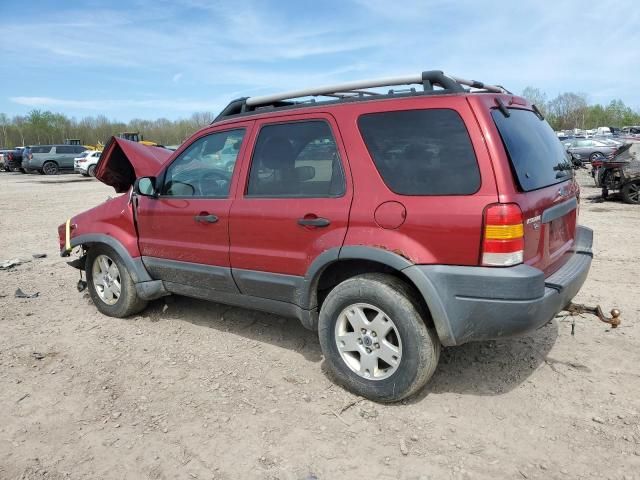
xmin=0 ymin=169 xmax=638 ymax=480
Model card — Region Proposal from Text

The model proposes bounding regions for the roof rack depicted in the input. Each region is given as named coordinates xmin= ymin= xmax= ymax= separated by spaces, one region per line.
xmin=214 ymin=70 xmax=510 ymax=122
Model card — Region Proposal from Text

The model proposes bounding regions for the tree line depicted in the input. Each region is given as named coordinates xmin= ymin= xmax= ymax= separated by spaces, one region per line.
xmin=0 ymin=110 xmax=216 ymax=149
xmin=1 ymin=90 xmax=640 ymax=149
xmin=521 ymin=87 xmax=640 ymax=131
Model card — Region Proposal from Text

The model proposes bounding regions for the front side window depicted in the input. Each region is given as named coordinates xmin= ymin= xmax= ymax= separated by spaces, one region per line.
xmin=358 ymin=109 xmax=480 ymax=195
xmin=31 ymin=146 xmax=51 ymax=154
xmin=161 ymin=129 xmax=245 ymax=197
xmin=246 ymin=121 xmax=345 ymax=197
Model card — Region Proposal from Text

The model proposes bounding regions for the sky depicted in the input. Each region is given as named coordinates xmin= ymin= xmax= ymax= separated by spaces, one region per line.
xmin=1 ymin=0 xmax=639 ymax=122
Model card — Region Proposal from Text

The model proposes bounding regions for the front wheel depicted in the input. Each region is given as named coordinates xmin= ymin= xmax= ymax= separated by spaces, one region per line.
xmin=590 ymin=152 xmax=604 ymax=162
xmin=622 ymin=180 xmax=640 ymax=204
xmin=42 ymin=161 xmax=59 ymax=175
xmin=318 ymin=273 xmax=440 ymax=402
xmin=86 ymin=245 xmax=148 ymax=317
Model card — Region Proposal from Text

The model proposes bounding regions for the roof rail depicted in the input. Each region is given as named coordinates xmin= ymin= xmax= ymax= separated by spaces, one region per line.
xmin=214 ymin=70 xmax=509 ymax=122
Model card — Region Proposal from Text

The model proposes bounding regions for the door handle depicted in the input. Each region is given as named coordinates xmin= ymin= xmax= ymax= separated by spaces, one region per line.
xmin=297 ymin=217 xmax=330 ymax=227
xmin=194 ymin=214 xmax=218 ymax=224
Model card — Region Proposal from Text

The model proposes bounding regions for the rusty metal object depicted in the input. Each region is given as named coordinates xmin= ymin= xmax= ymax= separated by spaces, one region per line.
xmin=565 ymin=302 xmax=621 ymax=328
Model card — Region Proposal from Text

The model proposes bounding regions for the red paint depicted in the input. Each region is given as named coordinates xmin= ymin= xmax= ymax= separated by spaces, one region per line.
xmin=60 ymin=91 xmax=578 ymax=279
xmin=374 ymin=201 xmax=406 ymax=230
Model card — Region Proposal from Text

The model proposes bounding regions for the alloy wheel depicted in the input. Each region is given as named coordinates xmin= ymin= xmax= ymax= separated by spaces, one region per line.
xmin=626 ymin=182 xmax=640 ymax=203
xmin=334 ymin=303 xmax=402 ymax=380
xmin=92 ymin=254 xmax=122 ymax=305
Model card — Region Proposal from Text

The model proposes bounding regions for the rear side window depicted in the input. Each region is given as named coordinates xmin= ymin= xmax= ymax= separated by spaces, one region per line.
xmin=56 ymin=146 xmax=75 ymax=154
xmin=246 ymin=121 xmax=345 ymax=197
xmin=492 ymin=109 xmax=573 ymax=191
xmin=358 ymin=109 xmax=480 ymax=195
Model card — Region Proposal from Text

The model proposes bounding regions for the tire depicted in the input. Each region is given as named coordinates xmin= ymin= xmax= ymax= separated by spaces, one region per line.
xmin=590 ymin=152 xmax=604 ymax=162
xmin=621 ymin=180 xmax=640 ymax=204
xmin=81 ymin=173 xmax=89 ymax=177
xmin=42 ymin=161 xmax=59 ymax=175
xmin=318 ymin=273 xmax=440 ymax=402
xmin=19 ymin=168 xmax=25 ymax=174
xmin=85 ymin=245 xmax=148 ymax=318
xmin=87 ymin=165 xmax=96 ymax=177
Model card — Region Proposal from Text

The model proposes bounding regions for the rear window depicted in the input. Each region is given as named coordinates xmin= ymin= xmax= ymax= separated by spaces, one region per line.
xmin=492 ymin=109 xmax=573 ymax=191
xmin=358 ymin=109 xmax=480 ymax=195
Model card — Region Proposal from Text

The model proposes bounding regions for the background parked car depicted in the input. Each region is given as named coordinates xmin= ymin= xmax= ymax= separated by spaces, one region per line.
xmin=4 ymin=147 xmax=25 ymax=172
xmin=563 ymin=138 xmax=619 ymax=162
xmin=0 ymin=149 xmax=13 ymax=170
xmin=23 ymin=144 xmax=88 ymax=175
xmin=74 ymin=150 xmax=102 ymax=176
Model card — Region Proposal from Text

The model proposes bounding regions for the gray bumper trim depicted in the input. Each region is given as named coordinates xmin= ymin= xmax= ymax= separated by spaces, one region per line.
xmin=404 ymin=226 xmax=593 ymax=346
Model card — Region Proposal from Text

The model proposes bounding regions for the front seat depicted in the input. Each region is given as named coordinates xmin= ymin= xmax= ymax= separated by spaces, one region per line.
xmin=249 ymin=136 xmax=297 ymax=195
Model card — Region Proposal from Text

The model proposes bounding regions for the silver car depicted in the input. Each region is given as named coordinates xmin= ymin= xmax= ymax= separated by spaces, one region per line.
xmin=563 ymin=138 xmax=619 ymax=162
xmin=23 ymin=144 xmax=88 ymax=175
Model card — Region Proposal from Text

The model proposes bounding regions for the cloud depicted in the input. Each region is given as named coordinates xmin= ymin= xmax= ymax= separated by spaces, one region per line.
xmin=2 ymin=0 xmax=640 ymax=121
xmin=10 ymin=96 xmax=225 ymax=113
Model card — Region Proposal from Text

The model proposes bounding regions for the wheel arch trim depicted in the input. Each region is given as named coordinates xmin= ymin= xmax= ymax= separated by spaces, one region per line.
xmin=69 ymin=234 xmax=152 ymax=284
xmin=301 ymin=246 xmax=453 ymax=343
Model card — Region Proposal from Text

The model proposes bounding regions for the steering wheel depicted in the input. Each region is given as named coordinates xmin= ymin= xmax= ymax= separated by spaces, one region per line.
xmin=197 ymin=169 xmax=231 ymax=196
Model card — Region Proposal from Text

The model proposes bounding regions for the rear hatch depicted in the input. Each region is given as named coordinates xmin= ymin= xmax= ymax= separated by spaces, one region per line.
xmin=95 ymin=137 xmax=173 ymax=193
xmin=491 ymin=106 xmax=578 ymax=275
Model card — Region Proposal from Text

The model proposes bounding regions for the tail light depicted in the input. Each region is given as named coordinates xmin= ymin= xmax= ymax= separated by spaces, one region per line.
xmin=481 ymin=203 xmax=524 ymax=266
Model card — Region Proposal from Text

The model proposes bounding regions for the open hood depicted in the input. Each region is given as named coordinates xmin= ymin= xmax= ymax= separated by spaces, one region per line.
xmin=95 ymin=137 xmax=173 ymax=193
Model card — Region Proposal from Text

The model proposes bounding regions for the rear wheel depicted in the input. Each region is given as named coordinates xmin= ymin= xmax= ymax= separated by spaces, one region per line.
xmin=42 ymin=161 xmax=59 ymax=175
xmin=86 ymin=245 xmax=148 ymax=317
xmin=87 ymin=165 xmax=96 ymax=177
xmin=622 ymin=180 xmax=640 ymax=204
xmin=318 ymin=273 xmax=440 ymax=402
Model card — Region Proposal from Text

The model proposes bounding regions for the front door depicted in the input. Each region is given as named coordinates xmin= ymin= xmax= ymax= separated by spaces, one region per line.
xmin=135 ymin=124 xmax=252 ymax=292
xmin=229 ymin=114 xmax=352 ymax=305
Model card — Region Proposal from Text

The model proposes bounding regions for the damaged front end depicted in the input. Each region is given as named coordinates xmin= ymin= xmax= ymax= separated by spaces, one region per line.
xmin=598 ymin=143 xmax=640 ymax=203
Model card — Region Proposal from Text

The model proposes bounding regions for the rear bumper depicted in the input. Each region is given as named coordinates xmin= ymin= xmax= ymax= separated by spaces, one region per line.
xmin=404 ymin=226 xmax=593 ymax=346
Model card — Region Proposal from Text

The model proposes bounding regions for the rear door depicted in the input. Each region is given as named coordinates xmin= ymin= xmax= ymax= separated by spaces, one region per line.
xmin=489 ymin=106 xmax=578 ymax=275
xmin=134 ymin=124 xmax=252 ymax=292
xmin=229 ymin=114 xmax=352 ymax=304
xmin=54 ymin=145 xmax=77 ymax=169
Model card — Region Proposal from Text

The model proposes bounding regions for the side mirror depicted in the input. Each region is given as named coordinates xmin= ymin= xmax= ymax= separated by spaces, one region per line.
xmin=134 ymin=176 xmax=158 ymax=197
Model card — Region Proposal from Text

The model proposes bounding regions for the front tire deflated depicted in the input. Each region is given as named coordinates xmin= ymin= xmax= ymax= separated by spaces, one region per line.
xmin=318 ymin=273 xmax=440 ymax=403
xmin=86 ymin=244 xmax=148 ymax=317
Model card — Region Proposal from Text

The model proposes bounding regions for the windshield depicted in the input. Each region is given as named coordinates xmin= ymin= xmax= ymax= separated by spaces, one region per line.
xmin=492 ymin=109 xmax=573 ymax=191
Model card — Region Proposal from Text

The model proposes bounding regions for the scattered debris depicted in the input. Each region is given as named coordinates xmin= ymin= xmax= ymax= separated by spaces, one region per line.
xmin=592 ymin=416 xmax=605 ymax=424
xmin=32 ymin=253 xmax=47 ymax=259
xmin=17 ymin=393 xmax=30 ymax=403
xmin=339 ymin=398 xmax=364 ymax=414
xmin=399 ymin=437 xmax=409 ymax=455
xmin=31 ymin=352 xmax=45 ymax=360
xmin=15 ymin=288 xmax=39 ymax=298
xmin=1 ymin=258 xmax=31 ymax=270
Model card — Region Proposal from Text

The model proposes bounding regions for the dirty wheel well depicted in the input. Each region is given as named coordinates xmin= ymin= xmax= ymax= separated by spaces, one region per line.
xmin=315 ymin=259 xmax=433 ymax=327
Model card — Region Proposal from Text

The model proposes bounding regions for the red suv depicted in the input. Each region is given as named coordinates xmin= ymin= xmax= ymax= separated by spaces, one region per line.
xmin=59 ymin=71 xmax=592 ymax=402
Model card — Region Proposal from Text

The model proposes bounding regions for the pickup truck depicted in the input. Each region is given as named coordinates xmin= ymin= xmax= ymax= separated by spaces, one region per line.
xmin=4 ymin=147 xmax=25 ymax=172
